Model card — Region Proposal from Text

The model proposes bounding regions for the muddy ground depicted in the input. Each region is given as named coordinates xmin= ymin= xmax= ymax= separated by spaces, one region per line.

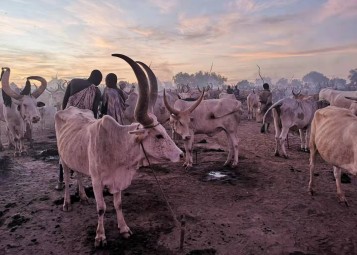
xmin=0 ymin=112 xmax=357 ymax=255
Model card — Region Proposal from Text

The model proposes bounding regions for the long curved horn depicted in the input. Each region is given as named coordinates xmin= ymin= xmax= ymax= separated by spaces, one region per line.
xmin=1 ymin=67 xmax=23 ymax=100
xmin=197 ymin=85 xmax=202 ymax=92
xmin=60 ymin=80 xmax=68 ymax=91
xmin=29 ymin=76 xmax=47 ymax=98
xmin=112 ymin=54 xmax=153 ymax=127
xmin=137 ymin=61 xmax=157 ymax=113
xmin=185 ymin=89 xmax=205 ymax=114
xmin=163 ymin=89 xmax=180 ymax=115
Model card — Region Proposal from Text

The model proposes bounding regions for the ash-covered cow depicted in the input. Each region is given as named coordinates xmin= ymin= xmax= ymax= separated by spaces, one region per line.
xmin=246 ymin=90 xmax=260 ymax=120
xmin=164 ymin=90 xmax=242 ymax=168
xmin=1 ymin=67 xmax=47 ymax=149
xmin=308 ymin=106 xmax=357 ymax=206
xmin=263 ymin=95 xmax=329 ymax=158
xmin=55 ymin=54 xmax=183 ymax=247
xmin=319 ymin=88 xmax=357 ymax=109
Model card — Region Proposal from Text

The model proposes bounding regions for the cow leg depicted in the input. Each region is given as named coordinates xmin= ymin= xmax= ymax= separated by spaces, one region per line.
xmin=183 ymin=135 xmax=194 ymax=169
xmin=304 ymin=127 xmax=310 ymax=152
xmin=333 ymin=166 xmax=348 ymax=206
xmin=229 ymin=132 xmax=239 ymax=167
xmin=274 ymin=126 xmax=281 ymax=157
xmin=77 ymin=173 xmax=89 ymax=204
xmin=0 ymin=126 xmax=3 ymax=151
xmin=92 ymin=180 xmax=107 ymax=247
xmin=298 ymin=129 xmax=305 ymax=151
xmin=113 ymin=191 xmax=132 ymax=238
xmin=224 ymin=133 xmax=234 ymax=166
xmin=279 ymin=127 xmax=290 ymax=159
xmin=62 ymin=162 xmax=72 ymax=212
xmin=308 ymin=141 xmax=317 ymax=195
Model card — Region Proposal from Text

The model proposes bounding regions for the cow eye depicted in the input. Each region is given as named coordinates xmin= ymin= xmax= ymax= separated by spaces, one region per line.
xmin=156 ymin=134 xmax=164 ymax=139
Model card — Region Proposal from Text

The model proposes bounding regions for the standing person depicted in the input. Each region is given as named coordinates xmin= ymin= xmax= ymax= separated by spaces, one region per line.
xmin=233 ymin=85 xmax=240 ymax=100
xmin=101 ymin=73 xmax=125 ymax=124
xmin=56 ymin=69 xmax=103 ymax=190
xmin=226 ymin=85 xmax=233 ymax=94
xmin=259 ymin=83 xmax=273 ymax=133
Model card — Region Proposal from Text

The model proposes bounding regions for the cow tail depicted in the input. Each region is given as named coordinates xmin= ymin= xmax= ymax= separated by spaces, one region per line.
xmin=262 ymin=99 xmax=283 ymax=125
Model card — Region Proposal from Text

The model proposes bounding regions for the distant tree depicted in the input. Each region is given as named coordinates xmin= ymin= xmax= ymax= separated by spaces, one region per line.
xmin=173 ymin=71 xmax=227 ymax=88
xmin=236 ymin=80 xmax=253 ymax=90
xmin=302 ymin=71 xmax=329 ymax=85
xmin=348 ymin=68 xmax=357 ymax=85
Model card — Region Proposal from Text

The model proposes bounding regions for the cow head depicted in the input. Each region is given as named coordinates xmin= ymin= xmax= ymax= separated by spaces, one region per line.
xmin=164 ymin=89 xmax=205 ymax=140
xmin=1 ymin=67 xmax=47 ymax=124
xmin=112 ymin=54 xmax=183 ymax=164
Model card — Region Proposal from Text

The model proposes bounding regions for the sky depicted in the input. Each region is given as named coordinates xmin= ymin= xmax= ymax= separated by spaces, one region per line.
xmin=0 ymin=0 xmax=356 ymax=86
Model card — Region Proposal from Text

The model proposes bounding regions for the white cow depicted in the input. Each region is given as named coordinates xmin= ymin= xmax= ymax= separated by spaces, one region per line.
xmin=164 ymin=91 xmax=242 ymax=168
xmin=319 ymin=88 xmax=357 ymax=108
xmin=56 ymin=54 xmax=183 ymax=247
xmin=1 ymin=67 xmax=47 ymax=148
xmin=308 ymin=106 xmax=357 ymax=206
xmin=246 ymin=90 xmax=260 ymax=120
xmin=37 ymin=102 xmax=57 ymax=130
xmin=263 ymin=96 xmax=329 ymax=158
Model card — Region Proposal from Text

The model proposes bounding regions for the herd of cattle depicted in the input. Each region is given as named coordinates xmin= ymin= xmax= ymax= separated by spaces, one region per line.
xmin=0 ymin=55 xmax=357 ymax=247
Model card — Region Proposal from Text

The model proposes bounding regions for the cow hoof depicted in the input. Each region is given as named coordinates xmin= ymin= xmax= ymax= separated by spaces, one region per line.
xmin=309 ymin=189 xmax=314 ymax=196
xmin=283 ymin=155 xmax=289 ymax=159
xmin=80 ymin=197 xmax=90 ymax=205
xmin=231 ymin=162 xmax=238 ymax=168
xmin=63 ymin=202 xmax=72 ymax=212
xmin=55 ymin=182 xmax=65 ymax=191
xmin=121 ymin=230 xmax=133 ymax=239
xmin=274 ymin=152 xmax=279 ymax=157
xmin=95 ymin=237 xmax=107 ymax=248
xmin=304 ymin=149 xmax=310 ymax=153
xmin=223 ymin=161 xmax=230 ymax=167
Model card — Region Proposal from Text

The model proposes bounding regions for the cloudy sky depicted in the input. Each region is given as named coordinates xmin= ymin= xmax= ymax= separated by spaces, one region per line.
xmin=1 ymin=0 xmax=356 ymax=86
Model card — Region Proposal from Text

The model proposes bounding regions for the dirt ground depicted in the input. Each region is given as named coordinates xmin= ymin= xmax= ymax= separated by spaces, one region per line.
xmin=0 ymin=111 xmax=357 ymax=255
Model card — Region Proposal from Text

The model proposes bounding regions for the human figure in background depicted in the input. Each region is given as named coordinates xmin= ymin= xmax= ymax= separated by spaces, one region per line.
xmin=56 ymin=69 xmax=103 ymax=190
xmin=226 ymin=85 xmax=233 ymax=94
xmin=259 ymin=83 xmax=273 ymax=133
xmin=233 ymin=85 xmax=240 ymax=100
xmin=101 ymin=73 xmax=125 ymax=124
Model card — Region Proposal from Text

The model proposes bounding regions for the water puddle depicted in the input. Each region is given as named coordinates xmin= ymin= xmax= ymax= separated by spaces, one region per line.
xmin=202 ymin=169 xmax=238 ymax=184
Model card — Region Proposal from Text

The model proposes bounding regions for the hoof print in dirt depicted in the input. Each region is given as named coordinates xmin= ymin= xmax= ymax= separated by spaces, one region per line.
xmin=7 ymin=214 xmax=29 ymax=228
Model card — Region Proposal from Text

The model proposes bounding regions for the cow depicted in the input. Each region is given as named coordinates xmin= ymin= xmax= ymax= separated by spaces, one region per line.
xmin=123 ymin=91 xmax=176 ymax=124
xmin=56 ymin=54 xmax=183 ymax=247
xmin=1 ymin=67 xmax=47 ymax=148
xmin=246 ymin=90 xmax=260 ymax=120
xmin=308 ymin=106 xmax=357 ymax=206
xmin=1 ymin=89 xmax=26 ymax=155
xmin=263 ymin=96 xmax=329 ymax=158
xmin=219 ymin=92 xmax=236 ymax=100
xmin=319 ymin=88 xmax=357 ymax=108
xmin=164 ymin=91 xmax=242 ymax=168
xmin=36 ymin=102 xmax=57 ymax=130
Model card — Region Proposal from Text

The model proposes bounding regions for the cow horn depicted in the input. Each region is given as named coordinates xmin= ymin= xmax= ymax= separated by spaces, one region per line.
xmin=186 ymin=84 xmax=190 ymax=92
xmin=137 ymin=61 xmax=157 ymax=113
xmin=1 ymin=67 xmax=24 ymax=100
xmin=292 ymin=88 xmax=301 ymax=97
xmin=197 ymin=86 xmax=202 ymax=92
xmin=345 ymin=97 xmax=357 ymax=101
xmin=185 ymin=89 xmax=205 ymax=114
xmin=29 ymin=76 xmax=47 ymax=98
xmin=112 ymin=54 xmax=153 ymax=127
xmin=163 ymin=89 xmax=180 ymax=115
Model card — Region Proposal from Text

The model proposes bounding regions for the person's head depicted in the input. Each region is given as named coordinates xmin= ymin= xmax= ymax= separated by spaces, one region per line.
xmin=263 ymin=83 xmax=270 ymax=90
xmin=228 ymin=85 xmax=231 ymax=89
xmin=105 ymin=73 xmax=118 ymax=89
xmin=118 ymin=81 xmax=126 ymax=90
xmin=88 ymin=69 xmax=102 ymax=86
